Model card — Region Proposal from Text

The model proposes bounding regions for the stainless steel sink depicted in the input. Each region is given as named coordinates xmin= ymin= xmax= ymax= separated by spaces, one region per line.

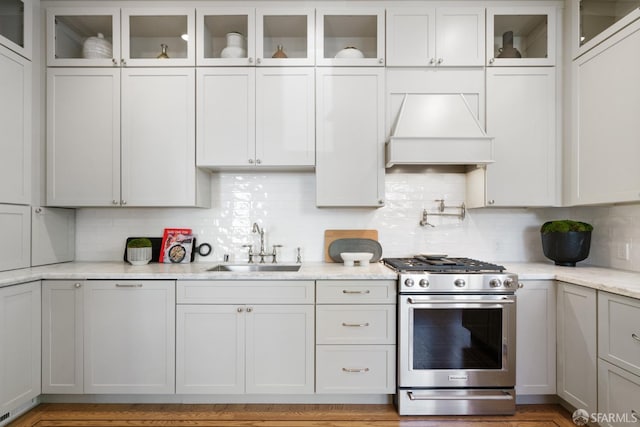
xmin=207 ymin=264 xmax=301 ymax=272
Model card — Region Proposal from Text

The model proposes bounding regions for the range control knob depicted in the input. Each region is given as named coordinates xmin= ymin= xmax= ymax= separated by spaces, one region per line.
xmin=404 ymin=278 xmax=415 ymax=287
xmin=489 ymin=278 xmax=502 ymax=288
xmin=503 ymin=278 xmax=515 ymax=288
xmin=419 ymin=279 xmax=429 ymax=288
xmin=454 ymin=278 xmax=466 ymax=288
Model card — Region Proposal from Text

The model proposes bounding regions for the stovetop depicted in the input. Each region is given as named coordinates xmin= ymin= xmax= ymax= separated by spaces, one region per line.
xmin=383 ymin=256 xmax=506 ymax=274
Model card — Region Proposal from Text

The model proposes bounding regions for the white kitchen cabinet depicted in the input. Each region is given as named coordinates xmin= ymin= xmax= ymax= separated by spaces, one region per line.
xmin=0 ymin=281 xmax=40 ymax=414
xmin=481 ymin=67 xmax=558 ymax=207
xmin=0 ymin=0 xmax=32 ymax=60
xmin=0 ymin=204 xmax=30 ymax=272
xmin=598 ymin=359 xmax=640 ymax=427
xmin=31 ymin=207 xmax=75 ymax=267
xmin=598 ymin=292 xmax=640 ymax=377
xmin=42 ymin=280 xmax=83 ymax=394
xmin=486 ymin=6 xmax=557 ymax=67
xmin=315 ymin=280 xmax=396 ymax=394
xmin=569 ymin=19 xmax=640 ymax=205
xmin=176 ymin=280 xmax=314 ymax=395
xmin=47 ymin=67 xmax=209 ymax=207
xmin=316 ymin=68 xmax=385 ymax=207
xmin=0 ymin=44 xmax=30 ymax=205
xmin=316 ymin=8 xmax=384 ymax=66
xmin=515 ymin=280 xmax=556 ymax=396
xmin=556 ymin=282 xmax=597 ymax=414
xmin=47 ymin=7 xmax=195 ymax=67
xmin=83 ymin=280 xmax=175 ymax=394
xmin=386 ymin=7 xmax=484 ymax=67
xmin=256 ymin=8 xmax=315 ymax=67
xmin=197 ymin=67 xmax=314 ymax=169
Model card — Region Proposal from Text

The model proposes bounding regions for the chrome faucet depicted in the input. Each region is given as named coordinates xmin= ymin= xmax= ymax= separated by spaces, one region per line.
xmin=252 ymin=222 xmax=268 ymax=263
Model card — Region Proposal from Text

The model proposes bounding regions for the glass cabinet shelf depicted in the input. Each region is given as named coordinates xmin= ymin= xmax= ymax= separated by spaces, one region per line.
xmin=316 ymin=9 xmax=385 ymax=66
xmin=197 ymin=8 xmax=254 ymax=66
xmin=0 ymin=0 xmax=31 ymax=59
xmin=487 ymin=7 xmax=556 ymax=66
xmin=577 ymin=0 xmax=640 ymax=56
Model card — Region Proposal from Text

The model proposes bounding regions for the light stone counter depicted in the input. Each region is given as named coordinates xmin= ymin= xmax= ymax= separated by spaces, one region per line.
xmin=2 ymin=261 xmax=640 ymax=300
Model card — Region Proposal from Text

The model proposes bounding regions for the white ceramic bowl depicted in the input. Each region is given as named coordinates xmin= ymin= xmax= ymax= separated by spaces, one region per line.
xmin=334 ymin=46 xmax=364 ymax=59
xmin=340 ymin=252 xmax=374 ymax=267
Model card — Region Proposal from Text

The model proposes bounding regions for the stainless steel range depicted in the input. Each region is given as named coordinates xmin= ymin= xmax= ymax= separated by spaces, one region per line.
xmin=384 ymin=256 xmax=518 ymax=416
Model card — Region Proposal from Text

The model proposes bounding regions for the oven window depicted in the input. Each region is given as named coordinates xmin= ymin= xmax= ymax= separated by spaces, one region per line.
xmin=412 ymin=308 xmax=502 ymax=370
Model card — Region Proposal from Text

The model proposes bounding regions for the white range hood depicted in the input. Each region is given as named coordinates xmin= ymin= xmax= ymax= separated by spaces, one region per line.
xmin=386 ymin=93 xmax=494 ymax=167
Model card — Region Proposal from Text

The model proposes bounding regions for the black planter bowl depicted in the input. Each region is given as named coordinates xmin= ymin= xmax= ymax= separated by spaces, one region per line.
xmin=541 ymin=231 xmax=592 ymax=267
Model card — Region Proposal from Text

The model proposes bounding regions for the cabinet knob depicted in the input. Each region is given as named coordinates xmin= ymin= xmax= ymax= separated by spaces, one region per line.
xmin=488 ymin=200 xmax=495 ymax=205
xmin=248 ymin=159 xmax=254 ymax=164
xmin=112 ymin=58 xmax=118 ymax=66
xmin=112 ymin=200 xmax=118 ymax=205
xmin=121 ymin=200 xmax=127 ymax=205
xmin=257 ymin=58 xmax=262 ymax=64
xmin=248 ymin=57 xmax=254 ymax=64
xmin=378 ymin=199 xmax=384 ymax=205
xmin=237 ymin=307 xmax=244 ymax=313
xmin=246 ymin=307 xmax=253 ymax=313
xmin=256 ymin=159 xmax=261 ymax=165
xmin=378 ymin=58 xmax=384 ymax=64
xmin=120 ymin=59 xmax=126 ymax=66
xmin=429 ymin=58 xmax=435 ymax=65
xmin=74 ymin=283 xmax=81 ymax=288
xmin=489 ymin=58 xmax=495 ymax=64
xmin=437 ymin=58 xmax=443 ymax=64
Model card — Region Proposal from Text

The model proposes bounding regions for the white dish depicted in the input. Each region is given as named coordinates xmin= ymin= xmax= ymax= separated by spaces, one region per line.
xmin=334 ymin=46 xmax=364 ymax=59
xmin=340 ymin=252 xmax=374 ymax=267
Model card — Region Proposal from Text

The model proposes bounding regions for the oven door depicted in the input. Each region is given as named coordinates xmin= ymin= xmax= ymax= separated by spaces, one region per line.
xmin=399 ymin=293 xmax=516 ymax=388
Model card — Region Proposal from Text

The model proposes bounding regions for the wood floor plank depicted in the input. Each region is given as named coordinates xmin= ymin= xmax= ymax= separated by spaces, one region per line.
xmin=9 ymin=404 xmax=575 ymax=427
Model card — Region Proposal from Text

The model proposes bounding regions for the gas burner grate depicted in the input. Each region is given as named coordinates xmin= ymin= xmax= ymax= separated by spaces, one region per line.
xmin=383 ymin=257 xmax=506 ymax=273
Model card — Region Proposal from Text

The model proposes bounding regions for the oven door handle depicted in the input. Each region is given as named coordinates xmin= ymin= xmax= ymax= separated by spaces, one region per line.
xmin=407 ymin=297 xmax=515 ymax=305
xmin=407 ymin=391 xmax=514 ymax=401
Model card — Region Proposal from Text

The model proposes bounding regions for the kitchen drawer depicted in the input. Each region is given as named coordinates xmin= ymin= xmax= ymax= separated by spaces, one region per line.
xmin=597 ymin=359 xmax=640 ymax=427
xmin=177 ymin=280 xmax=314 ymax=304
xmin=316 ymin=345 xmax=395 ymax=394
xmin=598 ymin=292 xmax=640 ymax=376
xmin=316 ymin=305 xmax=395 ymax=345
xmin=316 ymin=280 xmax=396 ymax=304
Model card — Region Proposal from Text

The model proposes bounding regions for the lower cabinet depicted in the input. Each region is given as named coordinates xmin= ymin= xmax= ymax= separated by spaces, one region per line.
xmin=0 ymin=281 xmax=40 ymax=415
xmin=556 ymin=281 xmax=597 ymax=413
xmin=515 ymin=280 xmax=556 ymax=395
xmin=315 ymin=280 xmax=396 ymax=394
xmin=597 ymin=291 xmax=640 ymax=425
xmin=176 ymin=280 xmax=315 ymax=394
xmin=42 ymin=280 xmax=175 ymax=394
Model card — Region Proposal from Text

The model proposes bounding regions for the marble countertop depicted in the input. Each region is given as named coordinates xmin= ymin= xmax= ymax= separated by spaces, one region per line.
xmin=2 ymin=261 xmax=640 ymax=299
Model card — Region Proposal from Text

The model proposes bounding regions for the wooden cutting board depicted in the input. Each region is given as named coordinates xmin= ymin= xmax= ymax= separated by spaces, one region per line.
xmin=324 ymin=229 xmax=378 ymax=262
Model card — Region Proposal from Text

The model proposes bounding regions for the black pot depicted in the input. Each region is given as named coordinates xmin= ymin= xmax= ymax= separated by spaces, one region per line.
xmin=541 ymin=231 xmax=592 ymax=267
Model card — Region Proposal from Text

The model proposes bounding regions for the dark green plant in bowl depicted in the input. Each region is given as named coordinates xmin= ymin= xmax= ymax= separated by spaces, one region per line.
xmin=127 ymin=238 xmax=153 ymax=265
xmin=541 ymin=220 xmax=593 ymax=266
xmin=127 ymin=238 xmax=152 ymax=248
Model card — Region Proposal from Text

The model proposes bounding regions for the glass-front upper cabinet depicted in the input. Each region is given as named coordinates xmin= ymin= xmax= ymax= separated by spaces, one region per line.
xmin=486 ymin=7 xmax=557 ymax=66
xmin=576 ymin=0 xmax=640 ymax=56
xmin=47 ymin=8 xmax=120 ymax=66
xmin=196 ymin=8 xmax=254 ymax=66
xmin=0 ymin=0 xmax=32 ymax=60
xmin=122 ymin=8 xmax=195 ymax=67
xmin=256 ymin=9 xmax=314 ymax=66
xmin=316 ymin=8 xmax=385 ymax=66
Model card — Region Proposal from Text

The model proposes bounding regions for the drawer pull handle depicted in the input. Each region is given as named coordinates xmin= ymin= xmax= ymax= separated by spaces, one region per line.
xmin=342 ymin=290 xmax=370 ymax=294
xmin=342 ymin=367 xmax=369 ymax=373
xmin=632 ymin=333 xmax=640 ymax=342
xmin=115 ymin=283 xmax=143 ymax=288
xmin=342 ymin=322 xmax=370 ymax=327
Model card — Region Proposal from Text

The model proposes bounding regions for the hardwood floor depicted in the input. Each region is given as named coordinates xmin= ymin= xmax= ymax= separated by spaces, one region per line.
xmin=9 ymin=404 xmax=576 ymax=427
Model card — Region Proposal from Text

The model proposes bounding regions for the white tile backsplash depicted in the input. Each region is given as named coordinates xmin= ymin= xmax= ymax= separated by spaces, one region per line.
xmin=75 ymin=171 xmax=640 ymax=270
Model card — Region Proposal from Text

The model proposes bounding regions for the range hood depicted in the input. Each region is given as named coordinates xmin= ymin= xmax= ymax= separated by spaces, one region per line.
xmin=386 ymin=93 xmax=494 ymax=167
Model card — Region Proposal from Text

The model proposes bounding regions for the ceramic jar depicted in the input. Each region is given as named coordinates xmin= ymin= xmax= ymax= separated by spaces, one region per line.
xmin=82 ymin=33 xmax=112 ymax=59
xmin=221 ymin=32 xmax=246 ymax=58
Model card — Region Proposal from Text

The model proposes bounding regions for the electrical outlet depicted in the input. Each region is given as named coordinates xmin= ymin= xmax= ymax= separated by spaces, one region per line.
xmin=616 ymin=242 xmax=631 ymax=261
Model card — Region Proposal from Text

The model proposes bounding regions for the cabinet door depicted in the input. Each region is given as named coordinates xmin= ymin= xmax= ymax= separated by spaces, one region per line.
xmin=46 ymin=68 xmax=120 ymax=206
xmin=121 ymin=68 xmax=196 ymax=206
xmin=516 ymin=281 xmax=556 ymax=395
xmin=598 ymin=359 xmax=640 ymax=427
xmin=256 ymin=9 xmax=315 ymax=66
xmin=0 ymin=45 xmax=30 ymax=204
xmin=316 ymin=68 xmax=385 ymax=207
xmin=176 ymin=305 xmax=245 ymax=394
xmin=556 ymin=282 xmax=597 ymax=413
xmin=245 ymin=304 xmax=314 ymax=394
xmin=570 ymin=21 xmax=640 ymax=205
xmin=598 ymin=292 xmax=640 ymax=377
xmin=0 ymin=204 xmax=30 ymax=272
xmin=0 ymin=281 xmax=40 ymax=414
xmin=435 ymin=8 xmax=485 ymax=66
xmin=196 ymin=67 xmax=255 ymax=168
xmin=196 ymin=7 xmax=255 ymax=66
xmin=386 ymin=8 xmax=435 ymax=67
xmin=0 ymin=0 xmax=32 ymax=60
xmin=84 ymin=280 xmax=175 ymax=394
xmin=256 ymin=68 xmax=314 ymax=167
xmin=486 ymin=67 xmax=557 ymax=206
xmin=42 ymin=280 xmax=83 ymax=394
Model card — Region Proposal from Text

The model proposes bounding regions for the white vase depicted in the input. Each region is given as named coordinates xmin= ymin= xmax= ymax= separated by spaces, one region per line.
xmin=127 ymin=247 xmax=152 ymax=265
xmin=83 ymin=33 xmax=113 ymax=59
xmin=221 ymin=32 xmax=246 ymax=58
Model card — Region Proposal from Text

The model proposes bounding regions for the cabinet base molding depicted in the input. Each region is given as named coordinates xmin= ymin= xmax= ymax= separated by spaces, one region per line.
xmin=40 ymin=394 xmax=393 ymax=405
